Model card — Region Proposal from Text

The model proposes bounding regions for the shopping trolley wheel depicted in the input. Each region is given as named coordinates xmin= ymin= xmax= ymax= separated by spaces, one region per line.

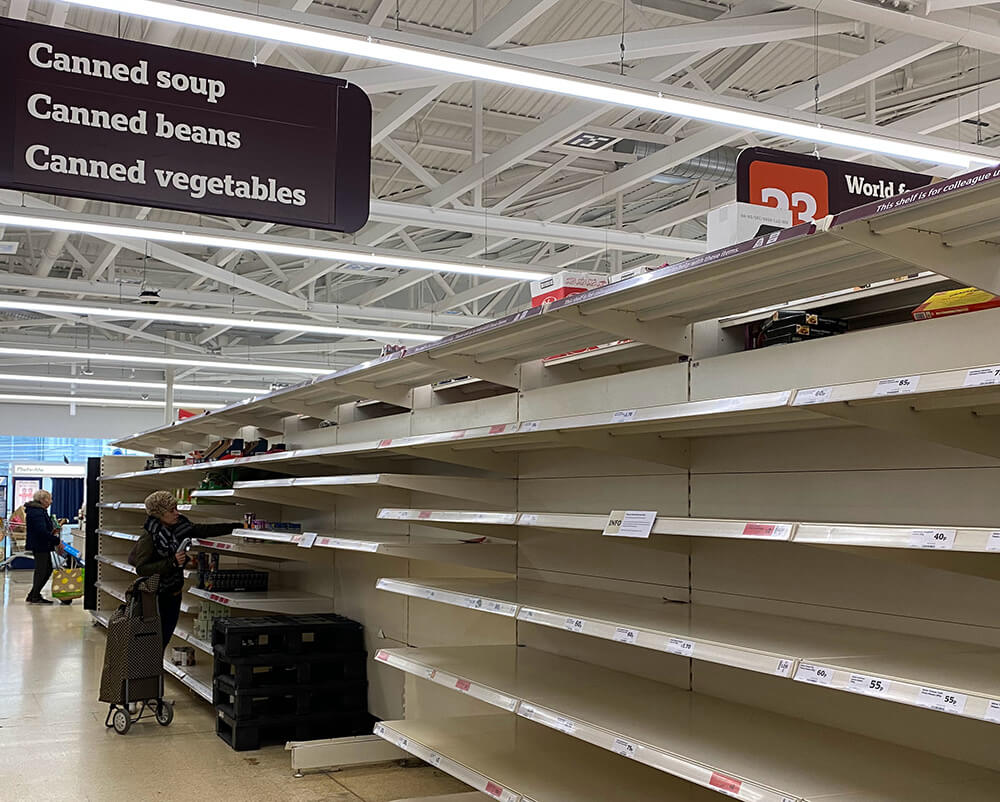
xmin=112 ymin=708 xmax=132 ymax=735
xmin=60 ymin=599 xmax=73 ymax=605
xmin=155 ymin=701 xmax=174 ymax=726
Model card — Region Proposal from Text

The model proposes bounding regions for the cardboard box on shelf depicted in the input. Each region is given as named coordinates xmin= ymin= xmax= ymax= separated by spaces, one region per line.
xmin=707 ymin=202 xmax=792 ymax=251
xmin=610 ymin=265 xmax=659 ymax=283
xmin=912 ymin=287 xmax=1000 ymax=320
xmin=530 ymin=271 xmax=608 ymax=306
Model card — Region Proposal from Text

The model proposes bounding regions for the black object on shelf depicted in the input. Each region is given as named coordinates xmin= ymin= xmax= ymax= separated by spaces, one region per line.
xmin=199 ymin=569 xmax=269 ymax=593
xmin=212 ymin=613 xmax=364 ymax=658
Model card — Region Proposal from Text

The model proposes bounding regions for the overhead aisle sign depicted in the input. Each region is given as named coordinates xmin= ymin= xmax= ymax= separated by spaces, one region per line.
xmin=0 ymin=18 xmax=371 ymax=232
xmin=736 ymin=147 xmax=933 ymax=225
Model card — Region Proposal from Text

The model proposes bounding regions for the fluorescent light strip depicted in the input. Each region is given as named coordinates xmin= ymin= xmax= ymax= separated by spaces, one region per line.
xmin=0 ymin=346 xmax=328 ymax=375
xmin=0 ymin=212 xmax=548 ymax=283
xmin=0 ymin=393 xmax=224 ymax=409
xmin=0 ymin=373 xmax=266 ymax=394
xmin=0 ymin=296 xmax=439 ymax=343
xmin=61 ymin=0 xmax=996 ymax=169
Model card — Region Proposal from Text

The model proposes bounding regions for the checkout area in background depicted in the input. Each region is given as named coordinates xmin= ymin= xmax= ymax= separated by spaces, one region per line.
xmin=1 ymin=462 xmax=85 ymax=570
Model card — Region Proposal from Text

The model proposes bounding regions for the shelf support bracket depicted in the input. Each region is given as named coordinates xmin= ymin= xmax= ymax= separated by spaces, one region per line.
xmin=337 ymin=381 xmax=414 ymax=409
xmin=556 ymin=306 xmax=692 ymax=354
xmin=422 ymin=353 xmax=521 ymax=388
xmin=829 ymin=223 xmax=1000 ymax=293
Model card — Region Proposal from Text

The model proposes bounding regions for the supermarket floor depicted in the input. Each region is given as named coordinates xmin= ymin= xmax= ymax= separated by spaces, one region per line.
xmin=0 ymin=573 xmax=467 ymax=802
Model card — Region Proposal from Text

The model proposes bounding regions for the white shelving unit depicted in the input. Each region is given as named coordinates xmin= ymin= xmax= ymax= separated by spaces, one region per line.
xmin=104 ymin=175 xmax=1000 ymax=791
xmin=375 ymin=646 xmax=1000 ymax=801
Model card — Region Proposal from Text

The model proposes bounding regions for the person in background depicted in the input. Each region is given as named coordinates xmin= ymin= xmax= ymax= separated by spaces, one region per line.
xmin=24 ymin=489 xmax=64 ymax=605
xmin=134 ymin=491 xmax=240 ymax=652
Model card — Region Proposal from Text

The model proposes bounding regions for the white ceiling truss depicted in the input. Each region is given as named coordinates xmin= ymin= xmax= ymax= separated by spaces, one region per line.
xmin=2 ymin=0 xmax=1000 ymax=405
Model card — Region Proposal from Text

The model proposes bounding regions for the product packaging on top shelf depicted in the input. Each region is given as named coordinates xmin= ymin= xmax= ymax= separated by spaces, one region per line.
xmin=530 ymin=271 xmax=608 ymax=306
xmin=707 ymin=201 xmax=792 ymax=251
xmin=754 ymin=309 xmax=847 ymax=349
xmin=912 ymin=287 xmax=1000 ymax=320
xmin=609 ymin=265 xmax=659 ymax=284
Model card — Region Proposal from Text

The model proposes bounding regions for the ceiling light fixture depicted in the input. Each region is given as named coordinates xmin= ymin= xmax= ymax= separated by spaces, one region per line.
xmin=58 ymin=0 xmax=997 ymax=169
xmin=0 ymin=346 xmax=330 ymax=375
xmin=0 ymin=393 xmax=225 ymax=409
xmin=0 ymin=296 xmax=440 ymax=343
xmin=0 ymin=211 xmax=549 ymax=283
xmin=0 ymin=373 xmax=267 ymax=394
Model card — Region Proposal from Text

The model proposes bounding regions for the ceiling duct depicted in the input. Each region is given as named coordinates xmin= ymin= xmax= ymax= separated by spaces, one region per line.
xmin=615 ymin=142 xmax=739 ymax=185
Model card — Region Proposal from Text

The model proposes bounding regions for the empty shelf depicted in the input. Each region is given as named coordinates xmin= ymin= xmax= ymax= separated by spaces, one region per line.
xmin=96 ymin=554 xmax=137 ymax=575
xmin=163 ymin=658 xmax=213 ymax=702
xmin=376 ymin=646 xmax=1000 ymax=802
xmin=187 ymin=586 xmax=333 ymax=614
xmin=172 ymin=623 xmax=213 ymax=656
xmin=375 ymin=715 xmax=723 ymax=802
xmin=376 ymin=578 xmax=1000 ymax=720
xmin=381 ymin=509 xmax=1000 ymax=554
xmin=99 ymin=501 xmax=243 ymax=516
xmin=229 ymin=528 xmax=514 ymax=559
xmin=96 ymin=579 xmax=130 ymax=602
xmin=98 ymin=529 xmax=141 ymax=542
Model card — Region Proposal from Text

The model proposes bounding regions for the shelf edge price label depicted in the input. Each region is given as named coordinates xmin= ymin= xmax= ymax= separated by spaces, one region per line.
xmin=917 ymin=687 xmax=967 ymax=715
xmin=520 ymin=420 xmax=541 ymax=432
xmin=667 ymin=637 xmax=695 ymax=657
xmin=795 ymin=386 xmax=833 ymax=405
xmin=612 ymin=737 xmax=637 ymax=758
xmin=774 ymin=658 xmax=795 ymax=678
xmin=603 ymin=510 xmax=657 ymax=539
xmin=964 ymin=366 xmax=1000 ymax=387
xmin=873 ymin=375 xmax=921 ymax=396
xmin=553 ymin=715 xmax=576 ymax=734
xmin=795 ymin=662 xmax=834 ymax=686
xmin=709 ymin=772 xmax=743 ymax=795
xmin=848 ymin=673 xmax=891 ymax=698
xmin=987 ymin=532 xmax=1000 ymax=552
xmin=519 ymin=514 xmax=539 ymax=525
xmin=565 ymin=617 xmax=586 ymax=633
xmin=611 ymin=408 xmax=637 ymax=424
xmin=465 ymin=597 xmax=483 ymax=609
xmin=985 ymin=700 xmax=1000 ymax=724
xmin=297 ymin=532 xmax=318 ymax=549
xmin=455 ymin=678 xmax=472 ymax=692
xmin=613 ymin=626 xmax=638 ymax=645
xmin=742 ymin=522 xmax=793 ymax=539
xmin=908 ymin=528 xmax=956 ymax=550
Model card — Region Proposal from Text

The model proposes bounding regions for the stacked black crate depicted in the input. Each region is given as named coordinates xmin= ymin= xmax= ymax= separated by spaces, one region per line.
xmin=212 ymin=614 xmax=374 ymax=750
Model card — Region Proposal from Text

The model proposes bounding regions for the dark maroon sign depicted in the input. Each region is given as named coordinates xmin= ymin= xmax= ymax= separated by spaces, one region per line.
xmin=736 ymin=147 xmax=932 ymax=226
xmin=0 ymin=18 xmax=371 ymax=232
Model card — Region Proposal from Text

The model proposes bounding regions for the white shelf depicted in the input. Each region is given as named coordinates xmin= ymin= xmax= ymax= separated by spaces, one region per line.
xmin=376 ymin=578 xmax=519 ymax=617
xmin=187 ymin=585 xmax=333 ymax=614
xmin=376 ymin=646 xmax=1000 ymax=802
xmin=377 ymin=577 xmax=1000 ymax=721
xmin=381 ymin=508 xmax=1000 ymax=555
xmin=375 ymin=715 xmax=718 ymax=802
xmin=99 ymin=501 xmax=243 ymax=516
xmin=96 ymin=579 xmax=130 ymax=603
xmin=229 ymin=528 xmax=514 ymax=559
xmin=97 ymin=528 xmax=141 ymax=542
xmin=173 ymin=622 xmax=213 ymax=656
xmin=163 ymin=658 xmax=213 ymax=702
xmin=96 ymin=554 xmax=137 ymax=575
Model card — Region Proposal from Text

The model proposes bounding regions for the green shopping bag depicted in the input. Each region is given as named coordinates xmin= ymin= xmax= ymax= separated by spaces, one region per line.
xmin=51 ymin=557 xmax=84 ymax=601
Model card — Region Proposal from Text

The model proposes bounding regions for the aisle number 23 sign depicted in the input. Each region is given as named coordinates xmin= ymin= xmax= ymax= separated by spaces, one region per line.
xmin=736 ymin=148 xmax=932 ymax=226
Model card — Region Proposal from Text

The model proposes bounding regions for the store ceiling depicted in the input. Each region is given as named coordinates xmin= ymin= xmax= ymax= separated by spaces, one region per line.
xmin=1 ymin=0 xmax=998 ymax=406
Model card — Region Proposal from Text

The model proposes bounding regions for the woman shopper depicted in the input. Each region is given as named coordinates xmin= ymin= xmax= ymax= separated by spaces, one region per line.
xmin=24 ymin=489 xmax=64 ymax=604
xmin=134 ymin=490 xmax=239 ymax=652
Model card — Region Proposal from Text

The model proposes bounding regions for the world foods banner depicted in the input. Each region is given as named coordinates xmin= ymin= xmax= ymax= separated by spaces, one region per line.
xmin=735 ymin=147 xmax=933 ymax=227
xmin=0 ymin=18 xmax=371 ymax=232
